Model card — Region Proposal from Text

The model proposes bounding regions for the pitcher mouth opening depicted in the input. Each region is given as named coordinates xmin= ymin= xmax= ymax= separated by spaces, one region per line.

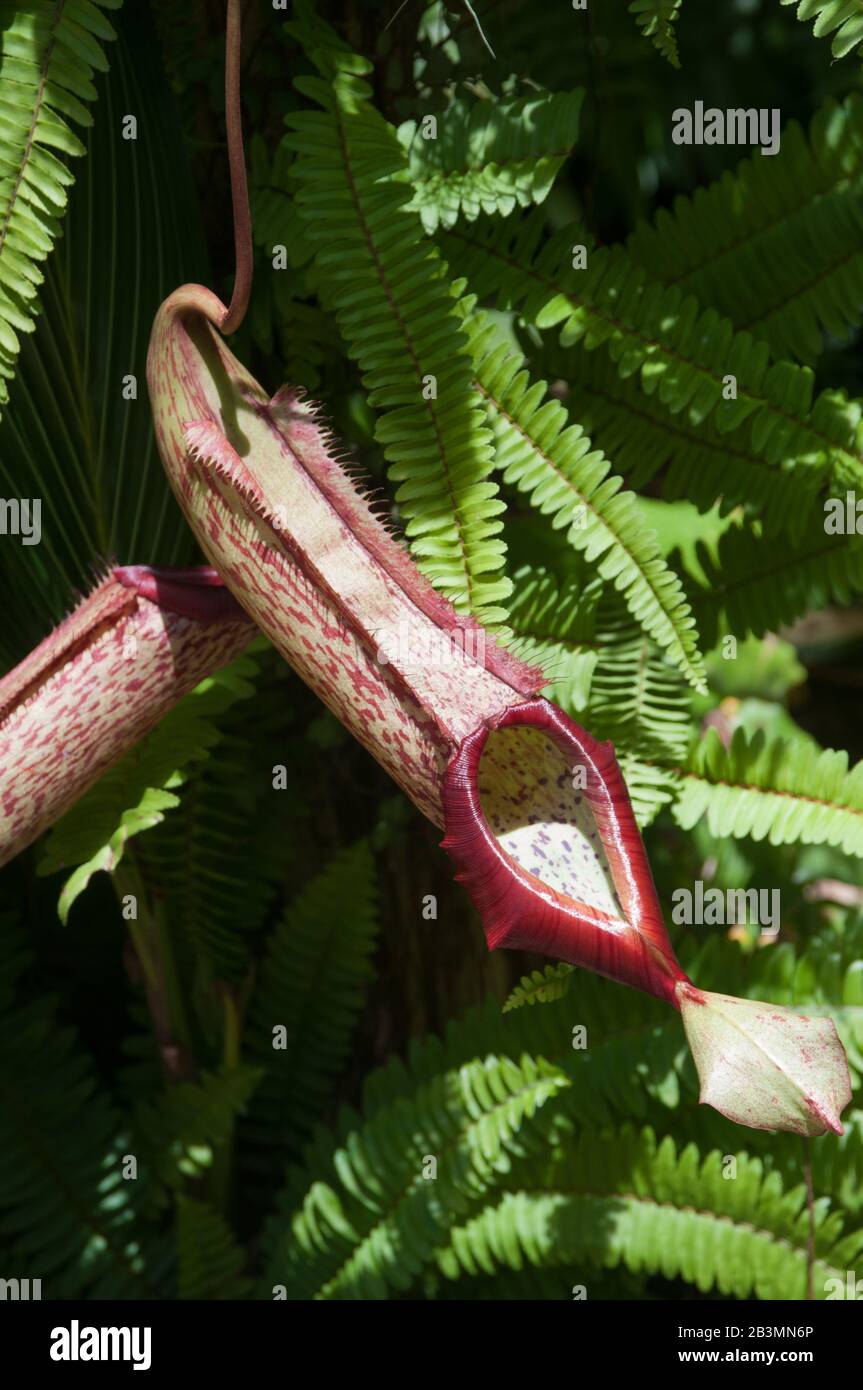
xmin=441 ymin=698 xmax=687 ymax=1005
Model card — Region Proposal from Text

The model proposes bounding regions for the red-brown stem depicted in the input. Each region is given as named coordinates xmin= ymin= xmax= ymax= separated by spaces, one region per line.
xmin=220 ymin=0 xmax=252 ymax=335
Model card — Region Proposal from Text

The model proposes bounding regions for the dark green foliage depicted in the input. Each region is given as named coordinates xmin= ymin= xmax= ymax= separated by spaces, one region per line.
xmin=133 ymin=1065 xmax=263 ymax=1194
xmin=0 ymin=917 xmax=170 ymax=1297
xmin=690 ymin=521 xmax=863 ymax=646
xmin=559 ymin=346 xmax=824 ymax=537
xmin=242 ymin=840 xmax=380 ymax=1172
xmin=2 ymin=0 xmax=863 ymax=1304
xmin=176 ymin=1195 xmax=251 ymax=1299
xmin=0 ymin=1 xmax=205 ymax=662
xmin=627 ymin=96 xmax=863 ymax=365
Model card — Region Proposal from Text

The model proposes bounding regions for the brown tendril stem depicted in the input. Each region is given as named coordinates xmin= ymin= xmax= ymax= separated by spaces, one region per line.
xmin=220 ymin=0 xmax=252 ymax=334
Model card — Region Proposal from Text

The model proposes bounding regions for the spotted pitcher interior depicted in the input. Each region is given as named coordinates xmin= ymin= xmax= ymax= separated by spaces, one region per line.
xmin=477 ymin=726 xmax=625 ymax=918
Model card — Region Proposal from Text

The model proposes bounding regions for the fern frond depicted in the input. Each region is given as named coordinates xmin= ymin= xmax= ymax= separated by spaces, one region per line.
xmin=355 ymin=947 xmax=700 ymax=1132
xmin=585 ymin=599 xmax=694 ymax=825
xmin=248 ymin=134 xmax=310 ymax=266
xmin=264 ymin=1052 xmax=569 ymax=1299
xmin=674 ymin=725 xmax=863 ymax=856
xmin=297 ymin=997 xmax=685 ymax=1224
xmin=440 ymin=214 xmax=863 ymax=493
xmin=506 ymin=574 xmax=694 ymax=826
xmin=400 ymin=90 xmax=582 ymax=233
xmin=0 ymin=0 xmax=120 ymax=416
xmin=243 ymin=841 xmax=379 ymax=1171
xmin=282 ymin=6 xmax=509 ymax=623
xmin=627 ymin=95 xmax=863 ymax=365
xmin=176 ymin=1195 xmax=251 ymax=1299
xmin=435 ymin=1126 xmax=863 ymax=1299
xmin=133 ymin=1065 xmax=262 ymax=1193
xmin=137 ymin=728 xmax=282 ymax=986
xmin=809 ymin=1109 xmax=863 ymax=1217
xmin=266 ymin=911 xmax=863 ymax=1297
xmin=466 ymin=310 xmax=706 ymax=688
xmin=689 ymin=918 xmax=863 ymax=1010
xmin=431 ymin=0 xmax=677 ymax=224
xmin=0 ymin=5 xmax=207 ymax=659
xmin=555 ymin=344 xmax=823 ymax=536
xmin=264 ymin=916 xmax=863 ymax=1298
xmin=428 ymin=1261 xmax=649 ymax=1300
xmin=37 ymin=647 xmax=260 ymax=922
xmin=502 ymin=963 xmax=575 ymax=1014
xmin=510 ymin=575 xmax=695 ymax=823
xmin=0 ymin=916 xmax=168 ymax=1297
xmin=781 ymin=0 xmax=863 ymax=59
xmin=247 ymin=134 xmax=339 ymax=393
xmin=629 ymin=0 xmax=682 ymax=66
xmin=505 ymin=564 xmax=601 ymax=713
xmin=360 ymin=918 xmax=863 ymax=1128
xmin=690 ymin=521 xmax=863 ymax=647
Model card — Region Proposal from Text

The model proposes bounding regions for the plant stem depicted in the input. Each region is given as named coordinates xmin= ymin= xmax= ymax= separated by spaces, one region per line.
xmin=220 ymin=0 xmax=252 ymax=334
xmin=802 ymin=1137 xmax=815 ymax=1300
xmin=209 ymin=987 xmax=241 ymax=1217
xmin=116 ymin=856 xmax=195 ymax=1083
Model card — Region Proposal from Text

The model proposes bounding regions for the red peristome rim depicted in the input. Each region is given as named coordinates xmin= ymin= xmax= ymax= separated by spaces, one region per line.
xmin=0 ymin=567 xmax=248 ymax=727
xmin=114 ymin=565 xmax=250 ymax=625
xmin=441 ymin=698 xmax=688 ymax=1007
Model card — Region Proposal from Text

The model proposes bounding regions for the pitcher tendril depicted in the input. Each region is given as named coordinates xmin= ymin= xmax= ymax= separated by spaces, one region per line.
xmin=220 ymin=0 xmax=253 ymax=335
